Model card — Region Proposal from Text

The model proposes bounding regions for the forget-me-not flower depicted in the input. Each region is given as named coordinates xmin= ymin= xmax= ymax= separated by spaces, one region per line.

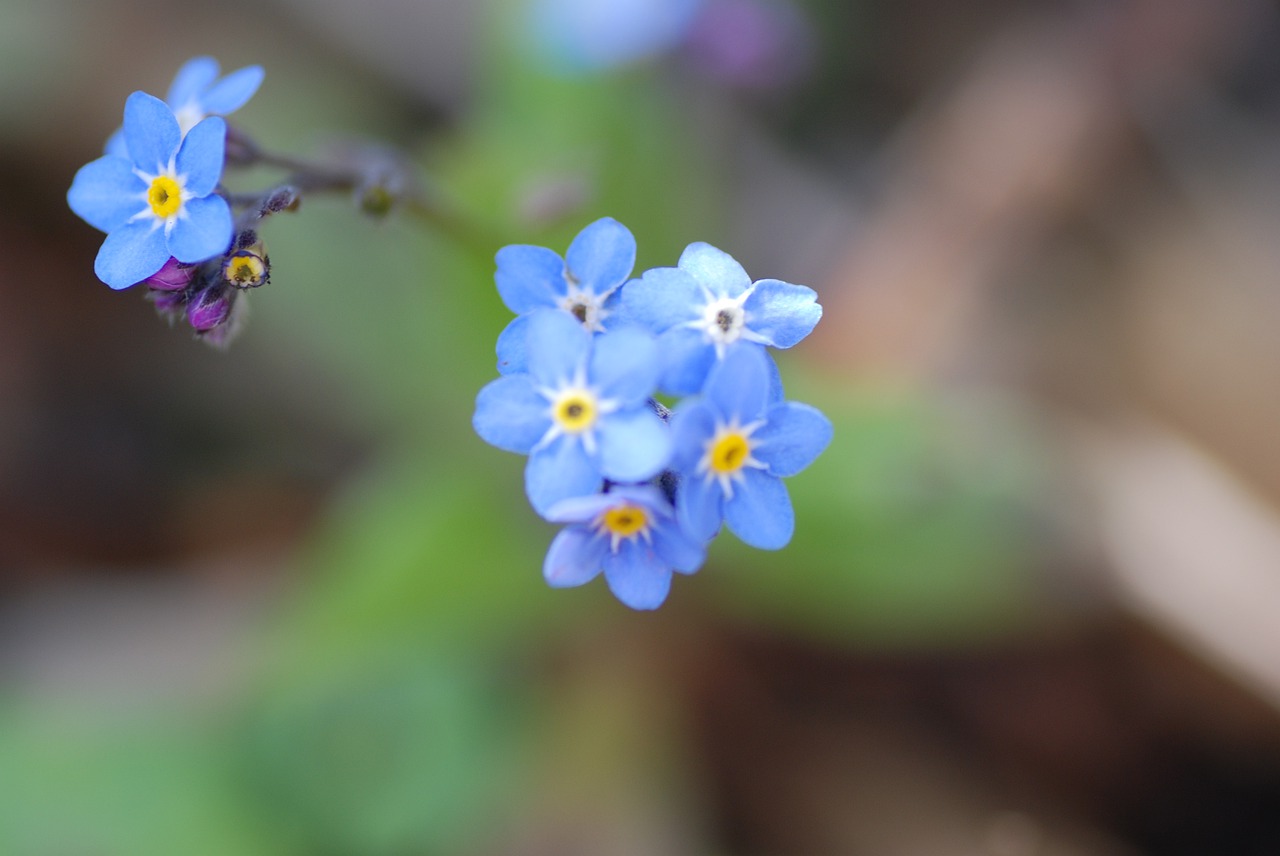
xmin=621 ymin=241 xmax=822 ymax=395
xmin=670 ymin=343 xmax=831 ymax=549
xmin=474 ymin=309 xmax=672 ymax=515
xmin=494 ymin=217 xmax=636 ymax=375
xmin=527 ymin=0 xmax=706 ymax=72
xmin=68 ymin=91 xmax=234 ymax=289
xmin=105 ymin=56 xmax=264 ymax=159
xmin=543 ymin=484 xmax=706 ymax=610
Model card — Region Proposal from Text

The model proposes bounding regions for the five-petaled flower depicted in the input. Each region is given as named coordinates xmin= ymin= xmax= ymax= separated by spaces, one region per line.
xmin=670 ymin=343 xmax=831 ymax=549
xmin=543 ymin=484 xmax=706 ymax=610
xmin=473 ymin=309 xmax=672 ymax=516
xmin=105 ymin=56 xmax=264 ymax=159
xmin=68 ymin=91 xmax=234 ymax=290
xmin=621 ymin=241 xmax=822 ymax=395
xmin=494 ymin=217 xmax=636 ymax=374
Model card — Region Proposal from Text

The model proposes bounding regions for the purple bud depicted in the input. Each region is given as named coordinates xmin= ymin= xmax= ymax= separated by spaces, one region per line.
xmin=186 ymin=283 xmax=234 ymax=332
xmin=147 ymin=286 xmax=187 ymax=323
xmin=683 ymin=0 xmax=813 ymax=90
xmin=142 ymin=257 xmax=197 ymax=291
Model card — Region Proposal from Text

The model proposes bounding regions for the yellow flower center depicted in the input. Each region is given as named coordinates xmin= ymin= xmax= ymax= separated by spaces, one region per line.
xmin=553 ymin=392 xmax=597 ymax=434
xmin=709 ymin=432 xmax=751 ymax=474
xmin=602 ymin=504 xmax=648 ymax=539
xmin=223 ymin=251 xmax=267 ymax=288
xmin=147 ymin=176 xmax=183 ymax=219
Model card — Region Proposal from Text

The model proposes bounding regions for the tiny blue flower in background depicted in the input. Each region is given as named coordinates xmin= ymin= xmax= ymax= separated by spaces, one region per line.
xmin=68 ymin=91 xmax=233 ymax=289
xmin=474 ymin=309 xmax=672 ymax=516
xmin=670 ymin=344 xmax=831 ymax=549
xmin=621 ymin=241 xmax=822 ymax=395
xmin=105 ymin=56 xmax=264 ymax=159
xmin=543 ymin=484 xmax=706 ymax=610
xmin=527 ymin=0 xmax=705 ymax=72
xmin=494 ymin=217 xmax=636 ymax=374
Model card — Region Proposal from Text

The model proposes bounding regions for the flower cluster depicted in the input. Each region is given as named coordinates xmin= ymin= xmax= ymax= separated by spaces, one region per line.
xmin=474 ymin=218 xmax=832 ymax=609
xmin=67 ymin=57 xmax=269 ymax=345
xmin=67 ymin=57 xmax=416 ymax=347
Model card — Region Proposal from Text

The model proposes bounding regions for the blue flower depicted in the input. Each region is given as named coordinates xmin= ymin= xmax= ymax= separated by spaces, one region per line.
xmin=670 ymin=344 xmax=831 ymax=549
xmin=621 ymin=241 xmax=822 ymax=395
xmin=474 ymin=309 xmax=672 ymax=516
xmin=543 ymin=485 xmax=706 ymax=610
xmin=527 ymin=0 xmax=706 ymax=72
xmin=68 ymin=91 xmax=233 ymax=290
xmin=105 ymin=56 xmax=264 ymax=159
xmin=494 ymin=217 xmax=636 ymax=375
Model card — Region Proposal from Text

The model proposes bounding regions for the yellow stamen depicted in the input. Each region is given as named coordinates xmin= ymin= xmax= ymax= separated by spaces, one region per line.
xmin=147 ymin=176 xmax=182 ymax=219
xmin=554 ymin=393 xmax=596 ymax=433
xmin=602 ymin=504 xmax=648 ymax=539
xmin=709 ymin=432 xmax=751 ymax=474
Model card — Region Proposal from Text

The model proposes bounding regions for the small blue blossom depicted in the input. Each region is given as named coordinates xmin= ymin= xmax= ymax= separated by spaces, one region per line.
xmin=474 ymin=309 xmax=672 ymax=516
xmin=494 ymin=217 xmax=636 ymax=375
xmin=670 ymin=344 xmax=831 ymax=549
xmin=68 ymin=91 xmax=233 ymax=290
xmin=621 ymin=241 xmax=822 ymax=395
xmin=543 ymin=484 xmax=706 ymax=610
xmin=527 ymin=0 xmax=706 ymax=72
xmin=105 ymin=56 xmax=264 ymax=159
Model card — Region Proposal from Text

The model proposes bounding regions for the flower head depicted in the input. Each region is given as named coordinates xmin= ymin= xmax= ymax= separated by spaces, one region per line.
xmin=473 ymin=309 xmax=672 ymax=515
xmin=527 ymin=0 xmax=706 ymax=72
xmin=621 ymin=241 xmax=822 ymax=394
xmin=543 ymin=485 xmax=706 ymax=610
xmin=68 ymin=91 xmax=234 ymax=289
xmin=670 ymin=344 xmax=831 ymax=549
xmin=105 ymin=57 xmax=264 ymax=159
xmin=494 ymin=217 xmax=636 ymax=374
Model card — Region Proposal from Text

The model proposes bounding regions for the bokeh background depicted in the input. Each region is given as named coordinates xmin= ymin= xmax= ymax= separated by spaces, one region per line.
xmin=4 ymin=0 xmax=1280 ymax=853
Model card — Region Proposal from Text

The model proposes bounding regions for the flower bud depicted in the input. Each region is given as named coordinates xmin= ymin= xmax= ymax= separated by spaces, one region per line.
xmin=186 ymin=282 xmax=234 ymax=331
xmin=140 ymin=257 xmax=197 ymax=291
xmin=222 ymin=233 xmax=270 ymax=289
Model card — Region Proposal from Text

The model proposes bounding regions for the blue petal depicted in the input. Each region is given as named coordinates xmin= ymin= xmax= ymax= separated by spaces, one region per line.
xmin=103 ymin=127 xmax=129 ymax=159
xmin=669 ymin=399 xmax=717 ymax=473
xmin=765 ymin=351 xmax=784 ymax=404
xmin=589 ymin=324 xmax=659 ymax=406
xmin=598 ymin=408 xmax=671 ymax=483
xmin=544 ymin=492 xmax=618 ymax=524
xmin=676 ymin=470 xmax=723 ymax=542
xmin=67 ymin=155 xmax=144 ymax=233
xmin=619 ymin=266 xmax=701 ymax=332
xmin=526 ymin=309 xmax=591 ymax=389
xmin=704 ymin=344 xmax=770 ymax=421
xmin=495 ymin=244 xmax=566 ymax=312
xmin=604 ymin=542 xmax=672 ymax=610
xmin=754 ymin=402 xmax=833 ymax=477
xmin=653 ymin=520 xmax=706 ymax=574
xmin=543 ymin=526 xmax=607 ymax=588
xmin=94 ymin=220 xmax=169 ymax=290
xmin=199 ymin=65 xmax=265 ymax=114
xmin=167 ymin=195 xmax=233 ymax=263
xmin=123 ymin=92 xmax=180 ymax=173
xmin=473 ymin=374 xmax=550 ymax=454
xmin=744 ymin=279 xmax=822 ymax=348
xmin=656 ymin=327 xmax=715 ymax=396
xmin=495 ymin=314 xmax=531 ymax=375
xmin=175 ymin=117 xmax=226 ymax=196
xmin=565 ymin=217 xmax=635 ymax=295
xmin=166 ymin=57 xmax=220 ymax=108
xmin=526 ymin=435 xmax=603 ymax=517
xmin=724 ymin=468 xmax=793 ymax=549
xmin=678 ymin=242 xmax=752 ymax=297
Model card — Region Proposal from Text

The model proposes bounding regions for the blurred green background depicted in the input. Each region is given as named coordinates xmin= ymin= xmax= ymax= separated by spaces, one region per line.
xmin=4 ymin=0 xmax=1280 ymax=853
